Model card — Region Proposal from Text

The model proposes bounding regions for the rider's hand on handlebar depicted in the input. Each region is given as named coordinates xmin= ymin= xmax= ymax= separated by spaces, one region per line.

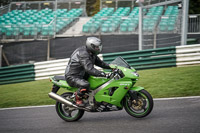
xmin=106 ymin=73 xmax=112 ymax=79
xmin=99 ymin=72 xmax=107 ymax=77
xmin=99 ymin=72 xmax=112 ymax=79
xmin=112 ymin=68 xmax=119 ymax=73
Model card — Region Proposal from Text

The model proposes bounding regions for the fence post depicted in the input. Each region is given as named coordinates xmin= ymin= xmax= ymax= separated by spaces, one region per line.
xmin=181 ymin=0 xmax=189 ymax=45
xmin=47 ymin=38 xmax=50 ymax=61
xmin=153 ymin=30 xmax=157 ymax=49
xmin=139 ymin=6 xmax=143 ymax=51
xmin=0 ymin=45 xmax=2 ymax=67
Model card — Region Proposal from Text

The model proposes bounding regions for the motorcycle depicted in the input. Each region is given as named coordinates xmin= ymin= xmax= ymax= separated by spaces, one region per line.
xmin=48 ymin=57 xmax=153 ymax=122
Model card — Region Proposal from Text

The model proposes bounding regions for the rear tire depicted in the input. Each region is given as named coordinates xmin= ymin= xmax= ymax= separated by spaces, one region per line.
xmin=123 ymin=89 xmax=153 ymax=118
xmin=55 ymin=92 xmax=84 ymax=122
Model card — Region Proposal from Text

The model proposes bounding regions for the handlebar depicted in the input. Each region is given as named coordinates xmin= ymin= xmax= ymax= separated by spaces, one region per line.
xmin=107 ymin=68 xmax=124 ymax=79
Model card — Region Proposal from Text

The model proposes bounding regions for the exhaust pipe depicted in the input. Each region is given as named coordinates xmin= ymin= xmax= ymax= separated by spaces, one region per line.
xmin=48 ymin=92 xmax=78 ymax=108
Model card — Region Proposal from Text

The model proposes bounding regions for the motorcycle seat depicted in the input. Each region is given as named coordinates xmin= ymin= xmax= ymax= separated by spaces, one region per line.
xmin=54 ymin=75 xmax=66 ymax=81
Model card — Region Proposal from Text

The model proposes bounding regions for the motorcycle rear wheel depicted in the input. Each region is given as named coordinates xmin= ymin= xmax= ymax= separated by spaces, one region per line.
xmin=123 ymin=89 xmax=153 ymax=118
xmin=55 ymin=92 xmax=84 ymax=122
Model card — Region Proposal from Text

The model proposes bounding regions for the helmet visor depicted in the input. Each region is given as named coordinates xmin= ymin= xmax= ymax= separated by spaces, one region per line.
xmin=91 ymin=43 xmax=102 ymax=53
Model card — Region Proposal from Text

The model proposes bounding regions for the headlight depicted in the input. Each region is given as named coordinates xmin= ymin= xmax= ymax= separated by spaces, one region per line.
xmin=132 ymin=71 xmax=139 ymax=77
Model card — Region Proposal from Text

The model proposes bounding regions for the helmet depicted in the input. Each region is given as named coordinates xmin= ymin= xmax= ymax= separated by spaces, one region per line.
xmin=86 ymin=37 xmax=102 ymax=55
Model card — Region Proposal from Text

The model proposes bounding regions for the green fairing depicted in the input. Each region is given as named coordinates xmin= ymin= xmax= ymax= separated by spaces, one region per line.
xmin=88 ymin=76 xmax=110 ymax=90
xmin=93 ymin=66 xmax=141 ymax=107
xmin=95 ymin=79 xmax=133 ymax=107
xmin=111 ymin=65 xmax=138 ymax=79
xmin=129 ymin=86 xmax=144 ymax=91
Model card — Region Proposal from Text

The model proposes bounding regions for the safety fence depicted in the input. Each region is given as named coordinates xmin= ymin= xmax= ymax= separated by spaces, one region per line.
xmin=1 ymin=1 xmax=200 ymax=39
xmin=0 ymin=44 xmax=200 ymax=85
xmin=188 ymin=14 xmax=200 ymax=33
xmin=0 ymin=4 xmax=9 ymax=16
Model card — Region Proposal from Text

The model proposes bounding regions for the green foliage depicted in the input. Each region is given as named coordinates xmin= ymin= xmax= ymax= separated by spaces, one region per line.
xmin=0 ymin=65 xmax=200 ymax=108
xmin=86 ymin=0 xmax=100 ymax=16
xmin=189 ymin=0 xmax=200 ymax=14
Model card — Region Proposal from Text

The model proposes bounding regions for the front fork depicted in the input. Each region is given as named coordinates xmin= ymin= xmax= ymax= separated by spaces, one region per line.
xmin=128 ymin=90 xmax=140 ymax=106
xmin=128 ymin=90 xmax=139 ymax=100
xmin=128 ymin=86 xmax=144 ymax=100
xmin=123 ymin=86 xmax=144 ymax=106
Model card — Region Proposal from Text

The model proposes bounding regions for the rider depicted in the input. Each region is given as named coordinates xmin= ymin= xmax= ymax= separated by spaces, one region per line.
xmin=65 ymin=37 xmax=111 ymax=106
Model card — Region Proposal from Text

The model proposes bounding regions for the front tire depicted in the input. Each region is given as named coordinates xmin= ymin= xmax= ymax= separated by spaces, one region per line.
xmin=55 ymin=92 xmax=84 ymax=122
xmin=123 ymin=89 xmax=153 ymax=118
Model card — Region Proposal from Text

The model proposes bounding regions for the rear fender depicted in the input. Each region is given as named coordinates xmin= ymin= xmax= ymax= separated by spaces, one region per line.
xmin=49 ymin=76 xmax=63 ymax=87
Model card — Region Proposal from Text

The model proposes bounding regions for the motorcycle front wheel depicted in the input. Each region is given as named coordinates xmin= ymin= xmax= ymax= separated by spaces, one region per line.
xmin=123 ymin=89 xmax=153 ymax=118
xmin=55 ymin=92 xmax=84 ymax=122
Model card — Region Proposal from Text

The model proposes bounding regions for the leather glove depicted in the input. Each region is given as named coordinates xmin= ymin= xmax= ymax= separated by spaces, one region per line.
xmin=106 ymin=72 xmax=112 ymax=78
xmin=99 ymin=72 xmax=107 ymax=77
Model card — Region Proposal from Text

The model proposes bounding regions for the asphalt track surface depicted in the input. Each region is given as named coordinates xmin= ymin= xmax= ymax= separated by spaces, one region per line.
xmin=0 ymin=97 xmax=200 ymax=133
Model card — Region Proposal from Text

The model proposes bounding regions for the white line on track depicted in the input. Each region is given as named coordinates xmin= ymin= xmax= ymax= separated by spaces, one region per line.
xmin=0 ymin=105 xmax=54 ymax=111
xmin=153 ymin=96 xmax=200 ymax=100
xmin=0 ymin=96 xmax=200 ymax=111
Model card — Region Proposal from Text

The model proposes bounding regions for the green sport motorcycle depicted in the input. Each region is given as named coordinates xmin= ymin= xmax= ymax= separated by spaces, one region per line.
xmin=48 ymin=57 xmax=153 ymax=122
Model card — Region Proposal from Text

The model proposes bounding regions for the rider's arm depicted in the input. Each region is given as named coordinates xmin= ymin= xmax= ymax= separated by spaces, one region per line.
xmin=78 ymin=51 xmax=105 ymax=77
xmin=95 ymin=56 xmax=111 ymax=69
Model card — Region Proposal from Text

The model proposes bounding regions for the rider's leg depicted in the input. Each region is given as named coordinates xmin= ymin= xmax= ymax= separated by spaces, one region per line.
xmin=66 ymin=76 xmax=90 ymax=106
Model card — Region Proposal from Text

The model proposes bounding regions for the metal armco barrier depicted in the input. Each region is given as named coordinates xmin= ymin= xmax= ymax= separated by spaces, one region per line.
xmin=176 ymin=44 xmax=200 ymax=66
xmin=0 ymin=64 xmax=35 ymax=85
xmin=103 ymin=46 xmax=177 ymax=70
xmin=34 ymin=55 xmax=103 ymax=80
xmin=34 ymin=58 xmax=69 ymax=80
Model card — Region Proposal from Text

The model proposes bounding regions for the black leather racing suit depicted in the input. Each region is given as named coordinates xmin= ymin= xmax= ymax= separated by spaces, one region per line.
xmin=65 ymin=46 xmax=111 ymax=93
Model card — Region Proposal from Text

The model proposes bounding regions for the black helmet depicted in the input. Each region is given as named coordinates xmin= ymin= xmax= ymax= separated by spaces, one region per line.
xmin=86 ymin=37 xmax=102 ymax=55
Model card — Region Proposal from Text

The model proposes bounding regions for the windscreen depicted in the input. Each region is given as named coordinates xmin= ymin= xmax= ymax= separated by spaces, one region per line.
xmin=110 ymin=56 xmax=131 ymax=69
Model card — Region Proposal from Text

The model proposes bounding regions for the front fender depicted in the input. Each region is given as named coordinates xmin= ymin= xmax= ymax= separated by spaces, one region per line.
xmin=121 ymin=86 xmax=144 ymax=107
xmin=129 ymin=86 xmax=144 ymax=91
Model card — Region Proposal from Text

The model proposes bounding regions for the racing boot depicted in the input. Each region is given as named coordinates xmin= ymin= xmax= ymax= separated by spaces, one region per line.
xmin=75 ymin=89 xmax=87 ymax=107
